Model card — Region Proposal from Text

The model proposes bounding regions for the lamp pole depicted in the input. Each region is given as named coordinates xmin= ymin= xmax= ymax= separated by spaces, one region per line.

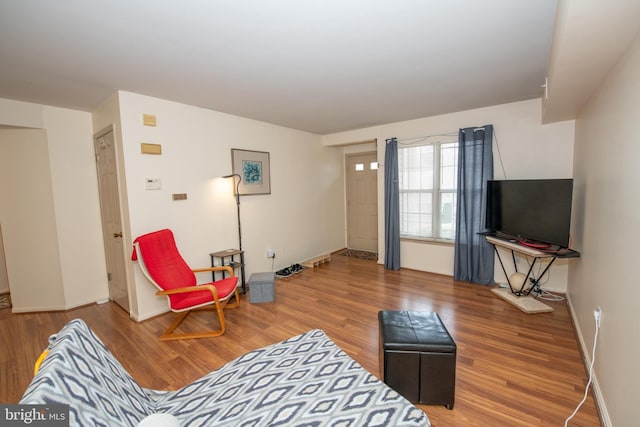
xmin=222 ymin=174 xmax=242 ymax=250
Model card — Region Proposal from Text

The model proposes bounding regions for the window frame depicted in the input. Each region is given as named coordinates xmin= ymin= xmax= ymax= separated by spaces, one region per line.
xmin=398 ymin=139 xmax=458 ymax=243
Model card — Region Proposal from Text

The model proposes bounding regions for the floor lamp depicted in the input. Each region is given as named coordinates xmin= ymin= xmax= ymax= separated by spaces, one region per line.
xmin=222 ymin=173 xmax=242 ymax=251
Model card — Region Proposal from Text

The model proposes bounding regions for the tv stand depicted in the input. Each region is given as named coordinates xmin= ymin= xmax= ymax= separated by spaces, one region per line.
xmin=485 ymin=235 xmax=579 ymax=299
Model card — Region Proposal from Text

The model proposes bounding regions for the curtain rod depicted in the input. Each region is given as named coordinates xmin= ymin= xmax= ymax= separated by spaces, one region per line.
xmin=393 ymin=126 xmax=491 ymax=145
xmin=387 ymin=126 xmax=506 ymax=179
xmin=395 ymin=131 xmax=458 ymax=145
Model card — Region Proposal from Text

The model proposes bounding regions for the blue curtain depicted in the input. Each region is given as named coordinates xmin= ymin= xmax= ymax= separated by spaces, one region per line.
xmin=384 ymin=138 xmax=400 ymax=270
xmin=454 ymin=125 xmax=494 ymax=284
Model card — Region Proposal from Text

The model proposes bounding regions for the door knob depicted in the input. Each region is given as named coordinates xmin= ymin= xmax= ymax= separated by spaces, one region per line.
xmin=113 ymin=232 xmax=123 ymax=238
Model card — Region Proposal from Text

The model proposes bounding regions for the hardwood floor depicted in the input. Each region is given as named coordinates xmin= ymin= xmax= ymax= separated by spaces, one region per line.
xmin=1 ymin=254 xmax=601 ymax=426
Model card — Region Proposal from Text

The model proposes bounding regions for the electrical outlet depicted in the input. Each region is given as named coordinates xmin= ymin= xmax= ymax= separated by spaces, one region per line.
xmin=266 ymin=248 xmax=275 ymax=259
xmin=594 ymin=307 xmax=602 ymax=327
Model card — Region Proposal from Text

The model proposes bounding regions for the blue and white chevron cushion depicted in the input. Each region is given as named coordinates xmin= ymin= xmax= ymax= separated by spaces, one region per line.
xmin=21 ymin=319 xmax=430 ymax=426
xmin=154 ymin=329 xmax=429 ymax=426
xmin=20 ymin=319 xmax=156 ymax=426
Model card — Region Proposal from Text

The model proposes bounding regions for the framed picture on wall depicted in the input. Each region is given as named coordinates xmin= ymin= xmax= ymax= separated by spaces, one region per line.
xmin=231 ymin=149 xmax=271 ymax=195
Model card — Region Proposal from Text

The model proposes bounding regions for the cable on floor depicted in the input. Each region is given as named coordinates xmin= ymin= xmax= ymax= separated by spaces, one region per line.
xmin=564 ymin=310 xmax=600 ymax=426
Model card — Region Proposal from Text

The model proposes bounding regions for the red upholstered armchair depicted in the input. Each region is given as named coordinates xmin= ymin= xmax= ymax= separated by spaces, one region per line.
xmin=132 ymin=229 xmax=240 ymax=340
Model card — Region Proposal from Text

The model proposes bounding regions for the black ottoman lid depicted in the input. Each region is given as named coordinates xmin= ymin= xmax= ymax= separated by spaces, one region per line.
xmin=379 ymin=310 xmax=456 ymax=353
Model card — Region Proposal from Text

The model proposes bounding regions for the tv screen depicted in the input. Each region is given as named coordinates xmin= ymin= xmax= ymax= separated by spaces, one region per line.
xmin=485 ymin=179 xmax=573 ymax=248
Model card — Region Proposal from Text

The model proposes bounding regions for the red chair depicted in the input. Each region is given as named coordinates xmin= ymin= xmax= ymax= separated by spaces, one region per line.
xmin=132 ymin=229 xmax=240 ymax=340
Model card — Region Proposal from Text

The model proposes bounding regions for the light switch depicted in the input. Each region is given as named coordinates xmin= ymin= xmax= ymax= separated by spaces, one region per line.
xmin=145 ymin=178 xmax=161 ymax=190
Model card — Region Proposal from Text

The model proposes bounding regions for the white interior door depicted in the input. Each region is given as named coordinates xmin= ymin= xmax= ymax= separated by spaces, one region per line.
xmin=94 ymin=129 xmax=129 ymax=312
xmin=346 ymin=152 xmax=378 ymax=252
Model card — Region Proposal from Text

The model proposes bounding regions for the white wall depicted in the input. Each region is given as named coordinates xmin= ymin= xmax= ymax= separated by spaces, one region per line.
xmin=0 ymin=129 xmax=65 ymax=311
xmin=0 ymin=98 xmax=108 ymax=311
xmin=42 ymin=107 xmax=109 ymax=308
xmin=107 ymin=92 xmax=346 ymax=320
xmin=568 ymin=32 xmax=640 ymax=426
xmin=324 ymin=99 xmax=575 ymax=291
xmin=0 ymin=225 xmax=9 ymax=294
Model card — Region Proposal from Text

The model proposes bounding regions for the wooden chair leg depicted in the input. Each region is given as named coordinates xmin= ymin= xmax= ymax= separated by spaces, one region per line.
xmin=225 ymin=288 xmax=241 ymax=309
xmin=161 ymin=311 xmax=190 ymax=339
xmin=157 ymin=287 xmax=240 ymax=341
xmin=159 ymin=303 xmax=227 ymax=341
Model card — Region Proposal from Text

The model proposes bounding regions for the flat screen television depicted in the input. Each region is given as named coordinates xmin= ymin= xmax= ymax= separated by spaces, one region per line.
xmin=485 ymin=179 xmax=573 ymax=248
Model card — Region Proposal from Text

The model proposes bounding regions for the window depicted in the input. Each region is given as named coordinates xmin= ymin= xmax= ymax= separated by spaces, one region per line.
xmin=398 ymin=141 xmax=458 ymax=241
xmin=354 ymin=162 xmax=378 ymax=171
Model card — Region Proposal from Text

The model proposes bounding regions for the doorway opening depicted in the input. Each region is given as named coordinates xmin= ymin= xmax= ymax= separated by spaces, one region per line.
xmin=345 ymin=152 xmax=378 ymax=256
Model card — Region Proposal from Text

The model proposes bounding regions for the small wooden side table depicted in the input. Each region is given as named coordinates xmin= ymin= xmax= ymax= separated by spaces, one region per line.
xmin=210 ymin=249 xmax=246 ymax=293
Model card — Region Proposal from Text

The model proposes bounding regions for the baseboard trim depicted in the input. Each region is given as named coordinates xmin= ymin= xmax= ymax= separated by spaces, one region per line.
xmin=8 ymin=296 xmax=112 ymax=313
xmin=11 ymin=305 xmax=67 ymax=313
xmin=132 ymin=306 xmax=170 ymax=322
xmin=566 ymin=294 xmax=611 ymax=426
xmin=66 ymin=297 xmax=110 ymax=311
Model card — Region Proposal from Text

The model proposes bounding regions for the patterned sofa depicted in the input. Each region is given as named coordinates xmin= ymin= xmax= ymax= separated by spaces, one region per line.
xmin=20 ymin=319 xmax=430 ymax=426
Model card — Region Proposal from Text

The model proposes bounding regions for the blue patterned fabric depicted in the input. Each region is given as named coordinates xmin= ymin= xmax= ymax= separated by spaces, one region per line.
xmin=21 ymin=319 xmax=430 ymax=426
xmin=20 ymin=319 xmax=155 ymax=426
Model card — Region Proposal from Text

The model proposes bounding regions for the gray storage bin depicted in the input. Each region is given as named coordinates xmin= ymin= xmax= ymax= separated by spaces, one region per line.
xmin=249 ymin=272 xmax=275 ymax=303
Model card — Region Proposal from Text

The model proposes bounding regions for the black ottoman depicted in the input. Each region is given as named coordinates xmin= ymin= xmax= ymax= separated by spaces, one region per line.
xmin=378 ymin=310 xmax=456 ymax=409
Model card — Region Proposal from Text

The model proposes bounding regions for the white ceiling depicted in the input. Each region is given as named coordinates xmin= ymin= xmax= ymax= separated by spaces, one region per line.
xmin=0 ymin=1 xmax=567 ymax=134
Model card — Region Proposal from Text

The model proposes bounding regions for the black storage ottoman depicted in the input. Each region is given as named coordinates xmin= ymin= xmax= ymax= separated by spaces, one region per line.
xmin=378 ymin=310 xmax=456 ymax=409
